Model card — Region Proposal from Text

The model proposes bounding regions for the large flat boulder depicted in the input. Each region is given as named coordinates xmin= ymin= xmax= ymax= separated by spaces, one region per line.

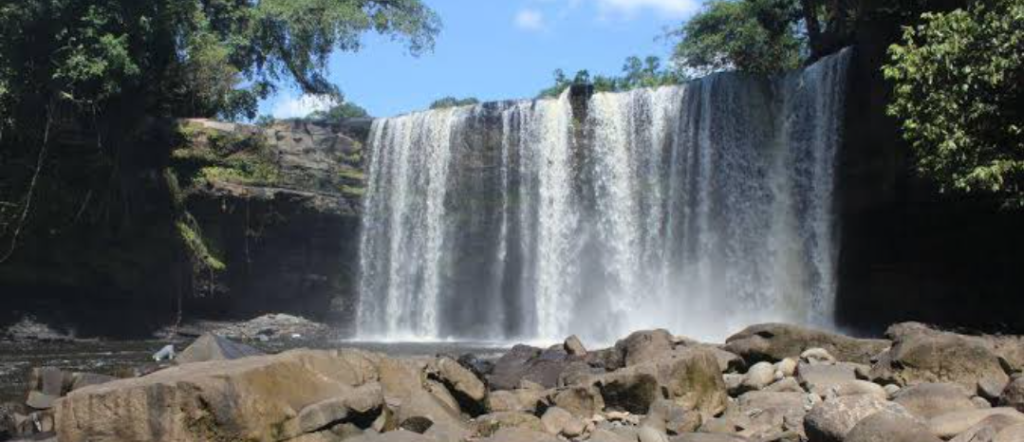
xmin=725 ymin=324 xmax=889 ymax=365
xmin=870 ymin=327 xmax=1010 ymax=391
xmin=55 ymin=349 xmax=381 ymax=442
xmin=804 ymin=395 xmax=914 ymax=442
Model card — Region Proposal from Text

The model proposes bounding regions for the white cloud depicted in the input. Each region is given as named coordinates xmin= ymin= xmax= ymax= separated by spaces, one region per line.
xmin=270 ymin=93 xmax=338 ymax=119
xmin=514 ymin=9 xmax=546 ymax=31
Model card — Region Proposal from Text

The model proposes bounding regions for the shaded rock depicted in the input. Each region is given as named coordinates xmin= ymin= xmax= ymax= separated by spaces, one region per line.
xmin=598 ymin=347 xmax=726 ymax=416
xmin=540 ymin=407 xmax=578 ymax=435
xmin=843 ymin=411 xmax=941 ymax=442
xmin=926 ymin=408 xmax=1024 ymax=439
xmin=551 ymin=385 xmax=605 ymax=418
xmin=871 ymin=328 xmax=1010 ymax=391
xmin=565 ymin=335 xmax=588 ymax=357
xmin=55 ymin=349 xmax=383 ymax=442
xmin=487 ymin=345 xmax=570 ymax=391
xmin=428 ymin=357 xmax=486 ymax=414
xmin=457 ymin=354 xmax=494 ymax=379
xmin=980 ymin=377 xmax=1008 ymax=402
xmin=617 ymin=330 xmax=675 ymax=367
xmin=176 ymin=333 xmax=264 ymax=364
xmin=558 ymin=361 xmax=603 ymax=387
xmin=949 ymin=414 xmax=1023 ymax=442
xmin=475 ymin=412 xmax=544 ymax=437
xmin=804 ymin=395 xmax=914 ymax=442
xmin=725 ymin=324 xmax=889 ymax=365
xmin=477 ymin=426 xmax=559 ymax=442
xmin=1000 ymin=376 xmax=1024 ymax=412
xmin=994 ymin=423 xmax=1024 ymax=442
xmin=395 ymin=389 xmax=464 ymax=434
xmin=486 ymin=391 xmax=523 ymax=414
xmin=649 ymin=399 xmax=701 ymax=435
xmin=893 ymin=383 xmax=977 ymax=420
xmin=706 ymin=347 xmax=745 ymax=374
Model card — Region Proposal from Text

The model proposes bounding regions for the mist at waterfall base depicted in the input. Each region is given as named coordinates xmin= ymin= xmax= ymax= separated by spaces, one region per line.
xmin=355 ymin=50 xmax=851 ymax=345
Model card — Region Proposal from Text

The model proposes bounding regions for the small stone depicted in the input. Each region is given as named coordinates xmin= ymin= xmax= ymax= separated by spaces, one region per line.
xmin=974 ymin=396 xmax=994 ymax=409
xmin=564 ymin=336 xmax=588 ymax=357
xmin=742 ymin=362 xmax=776 ymax=392
xmin=776 ymin=358 xmax=798 ymax=377
xmin=801 ymin=348 xmax=836 ymax=365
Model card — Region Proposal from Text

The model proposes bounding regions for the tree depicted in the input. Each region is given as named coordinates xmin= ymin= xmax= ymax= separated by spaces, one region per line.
xmin=309 ymin=101 xmax=371 ymax=121
xmin=884 ymin=0 xmax=1024 ymax=205
xmin=0 ymin=0 xmax=440 ymax=261
xmin=668 ymin=0 xmax=805 ymax=75
xmin=429 ymin=96 xmax=480 ymax=109
xmin=537 ymin=56 xmax=686 ymax=98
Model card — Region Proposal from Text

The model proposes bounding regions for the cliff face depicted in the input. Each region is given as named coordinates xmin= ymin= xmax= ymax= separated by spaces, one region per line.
xmin=171 ymin=119 xmax=367 ymax=332
xmin=835 ymin=5 xmax=1024 ymax=334
xmin=0 ymin=118 xmax=369 ymax=338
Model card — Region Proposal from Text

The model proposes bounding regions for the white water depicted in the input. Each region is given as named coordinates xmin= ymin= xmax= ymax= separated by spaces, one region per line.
xmin=357 ymin=50 xmax=851 ymax=343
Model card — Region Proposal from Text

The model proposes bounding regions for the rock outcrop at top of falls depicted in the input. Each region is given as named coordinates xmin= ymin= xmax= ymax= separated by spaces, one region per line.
xmin=29 ymin=321 xmax=1024 ymax=442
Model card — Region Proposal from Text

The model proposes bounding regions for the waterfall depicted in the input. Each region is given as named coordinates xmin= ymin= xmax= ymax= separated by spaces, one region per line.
xmin=357 ymin=49 xmax=852 ymax=342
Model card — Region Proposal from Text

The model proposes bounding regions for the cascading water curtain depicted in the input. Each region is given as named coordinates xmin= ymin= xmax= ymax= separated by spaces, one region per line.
xmin=357 ymin=49 xmax=851 ymax=342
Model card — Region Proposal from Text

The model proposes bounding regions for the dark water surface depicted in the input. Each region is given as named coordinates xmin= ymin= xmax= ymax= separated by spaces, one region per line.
xmin=0 ymin=338 xmax=510 ymax=404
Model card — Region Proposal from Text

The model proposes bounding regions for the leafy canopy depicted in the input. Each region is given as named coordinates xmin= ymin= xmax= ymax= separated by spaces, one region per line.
xmin=884 ymin=0 xmax=1024 ymax=205
xmin=429 ymin=97 xmax=480 ymax=109
xmin=0 ymin=0 xmax=441 ymax=125
xmin=538 ymin=56 xmax=687 ymax=98
xmin=668 ymin=0 xmax=805 ymax=75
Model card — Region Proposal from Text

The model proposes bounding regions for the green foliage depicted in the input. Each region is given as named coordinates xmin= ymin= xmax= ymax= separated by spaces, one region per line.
xmin=172 ymin=123 xmax=280 ymax=187
xmin=884 ymin=0 xmax=1024 ymax=205
xmin=668 ymin=0 xmax=805 ymax=75
xmin=176 ymin=220 xmax=225 ymax=271
xmin=308 ymin=101 xmax=371 ymax=122
xmin=538 ymin=56 xmax=687 ymax=98
xmin=429 ymin=96 xmax=480 ymax=109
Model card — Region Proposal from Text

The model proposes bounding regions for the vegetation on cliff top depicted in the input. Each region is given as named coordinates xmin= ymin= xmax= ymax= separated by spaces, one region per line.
xmin=0 ymin=0 xmax=439 ymax=266
xmin=885 ymin=0 xmax=1024 ymax=206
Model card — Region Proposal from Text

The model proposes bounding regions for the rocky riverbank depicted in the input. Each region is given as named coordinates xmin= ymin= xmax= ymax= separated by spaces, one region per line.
xmin=6 ymin=322 xmax=1024 ymax=442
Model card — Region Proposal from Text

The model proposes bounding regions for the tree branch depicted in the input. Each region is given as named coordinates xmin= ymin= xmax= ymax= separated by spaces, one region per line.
xmin=0 ymin=103 xmax=53 ymax=264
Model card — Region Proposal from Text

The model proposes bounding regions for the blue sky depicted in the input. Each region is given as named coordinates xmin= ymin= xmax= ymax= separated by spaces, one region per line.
xmin=261 ymin=0 xmax=702 ymax=118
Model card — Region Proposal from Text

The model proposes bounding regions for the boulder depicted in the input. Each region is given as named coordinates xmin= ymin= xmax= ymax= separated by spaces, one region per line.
xmin=672 ymin=435 xmax=749 ymax=442
xmin=565 ymin=336 xmax=588 ymax=357
xmin=892 ymin=383 xmax=977 ymax=420
xmin=484 ymin=389 xmax=546 ymax=414
xmin=843 ymin=411 xmax=941 ymax=442
xmin=424 ymin=421 xmax=471 ymax=442
xmin=764 ymin=377 xmax=805 ymax=394
xmin=649 ymin=399 xmax=701 ymax=435
xmin=176 ymin=333 xmax=264 ymax=364
xmin=638 ymin=425 xmax=669 ymax=442
xmin=395 ymin=389 xmax=464 ymax=433
xmin=804 ymin=395 xmax=914 ymax=442
xmin=477 ymin=426 xmax=559 ymax=442
xmin=871 ymin=327 xmax=1010 ymax=391
xmin=55 ymin=349 xmax=382 ymax=442
xmin=994 ymin=423 xmax=1024 ymax=442
xmin=725 ymin=324 xmax=889 ymax=365
xmin=540 ymin=407 xmax=579 ymax=435
xmin=741 ymin=362 xmax=776 ymax=392
xmin=949 ymin=414 xmax=1023 ymax=442
xmin=288 ymin=383 xmax=384 ymax=435
xmin=721 ymin=391 xmax=809 ymax=440
xmin=26 ymin=367 xmax=68 ymax=410
xmin=589 ymin=428 xmax=635 ymax=442
xmin=801 ymin=349 xmax=837 ymax=365
xmin=428 ymin=357 xmax=486 ymax=414
xmin=550 ymin=385 xmax=605 ymax=417
xmin=345 ymin=430 xmax=434 ymax=442
xmin=69 ymin=373 xmax=118 ymax=392
xmin=487 ymin=345 xmax=569 ymax=391
xmin=829 ymin=381 xmax=888 ymax=400
xmin=796 ymin=363 xmax=857 ymax=397
xmin=1000 ymin=376 xmax=1024 ymax=412
xmin=776 ymin=359 xmax=798 ymax=378
xmin=597 ymin=347 xmax=726 ymax=416
xmin=616 ymin=330 xmax=676 ymax=367
xmin=475 ymin=412 xmax=544 ymax=437
xmin=926 ymin=408 xmax=1024 ymax=439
